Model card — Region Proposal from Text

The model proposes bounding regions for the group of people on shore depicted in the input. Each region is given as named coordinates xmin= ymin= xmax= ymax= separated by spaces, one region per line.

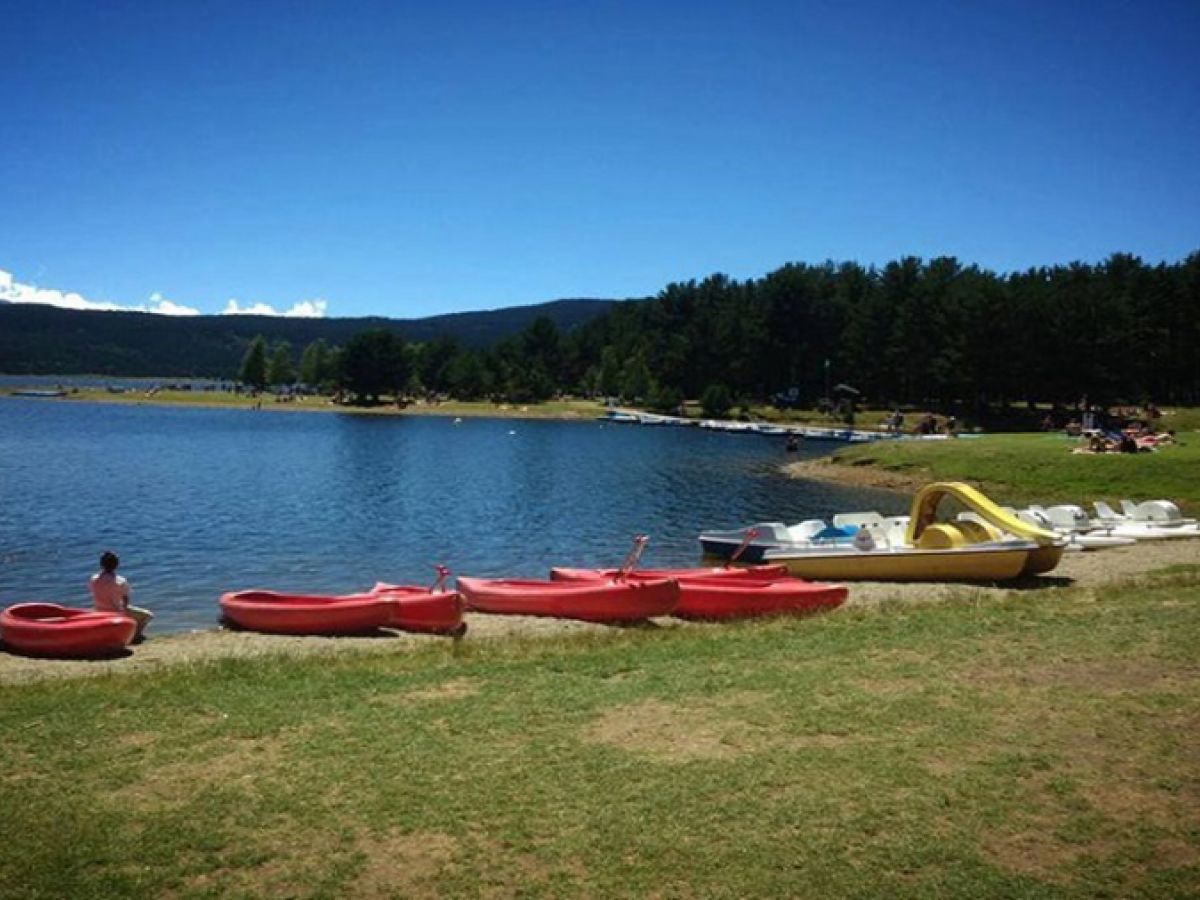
xmin=1071 ymin=428 xmax=1177 ymax=455
xmin=882 ymin=410 xmax=957 ymax=436
xmin=1057 ymin=402 xmax=1178 ymax=455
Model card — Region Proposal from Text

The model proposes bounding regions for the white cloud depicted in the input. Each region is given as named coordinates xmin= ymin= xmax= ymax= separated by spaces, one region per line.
xmin=0 ymin=269 xmax=200 ymax=315
xmin=147 ymin=292 xmax=202 ymax=316
xmin=222 ymin=298 xmax=328 ymax=318
xmin=0 ymin=269 xmax=329 ymax=318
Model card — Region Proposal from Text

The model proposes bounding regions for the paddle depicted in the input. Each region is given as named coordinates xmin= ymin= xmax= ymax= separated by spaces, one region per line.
xmin=430 ymin=564 xmax=451 ymax=593
xmin=727 ymin=527 xmax=760 ymax=567
xmin=374 ymin=564 xmax=450 ymax=602
xmin=614 ymin=535 xmax=650 ymax=581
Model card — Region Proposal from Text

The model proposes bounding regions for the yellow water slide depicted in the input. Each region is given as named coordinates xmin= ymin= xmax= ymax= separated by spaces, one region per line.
xmin=905 ymin=482 xmax=1061 ymax=547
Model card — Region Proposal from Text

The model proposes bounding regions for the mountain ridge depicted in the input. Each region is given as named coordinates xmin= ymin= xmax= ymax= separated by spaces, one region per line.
xmin=0 ymin=297 xmax=622 ymax=377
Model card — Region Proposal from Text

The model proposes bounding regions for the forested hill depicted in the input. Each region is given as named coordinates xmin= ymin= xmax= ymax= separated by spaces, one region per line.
xmin=0 ymin=297 xmax=616 ymax=377
xmin=5 ymin=252 xmax=1199 ymax=411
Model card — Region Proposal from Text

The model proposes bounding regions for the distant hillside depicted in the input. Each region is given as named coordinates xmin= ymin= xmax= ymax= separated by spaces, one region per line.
xmin=0 ymin=298 xmax=617 ymax=377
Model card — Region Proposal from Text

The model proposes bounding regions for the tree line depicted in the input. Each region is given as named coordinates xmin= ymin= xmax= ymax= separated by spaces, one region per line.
xmin=237 ymin=251 xmax=1200 ymax=415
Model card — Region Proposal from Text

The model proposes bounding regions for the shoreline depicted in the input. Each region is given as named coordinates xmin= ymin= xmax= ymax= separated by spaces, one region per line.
xmin=783 ymin=456 xmax=924 ymax=493
xmin=3 ymin=538 xmax=1197 ymax=686
xmin=2 ymin=390 xmax=607 ymax=421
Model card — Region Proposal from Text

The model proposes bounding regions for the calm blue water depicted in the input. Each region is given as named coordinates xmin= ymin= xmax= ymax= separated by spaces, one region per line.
xmin=0 ymin=399 xmax=905 ymax=633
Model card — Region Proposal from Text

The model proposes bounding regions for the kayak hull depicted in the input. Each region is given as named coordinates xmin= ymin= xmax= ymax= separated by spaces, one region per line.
xmin=221 ymin=588 xmax=464 ymax=636
xmin=762 ymin=545 xmax=1035 ymax=582
xmin=550 ymin=570 xmax=846 ymax=620
xmin=1 ymin=603 xmax=137 ymax=657
xmin=1023 ymin=544 xmax=1067 ymax=575
xmin=220 ymin=591 xmax=391 ymax=635
xmin=371 ymin=584 xmax=466 ymax=635
xmin=674 ymin=578 xmax=848 ymax=620
xmin=457 ymin=576 xmax=679 ymax=622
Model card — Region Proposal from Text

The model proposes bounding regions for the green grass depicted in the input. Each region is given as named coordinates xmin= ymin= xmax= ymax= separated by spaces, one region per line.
xmin=830 ymin=432 xmax=1200 ymax=513
xmin=3 ymin=569 xmax=1199 ymax=898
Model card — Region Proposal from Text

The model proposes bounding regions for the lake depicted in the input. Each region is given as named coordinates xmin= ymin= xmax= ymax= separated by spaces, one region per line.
xmin=0 ymin=399 xmax=906 ymax=633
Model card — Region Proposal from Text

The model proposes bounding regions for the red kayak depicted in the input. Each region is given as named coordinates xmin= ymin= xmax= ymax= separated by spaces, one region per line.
xmin=456 ymin=576 xmax=679 ymax=622
xmin=220 ymin=590 xmax=392 ymax=635
xmin=372 ymin=584 xmax=466 ymax=636
xmin=664 ymin=575 xmax=848 ymax=621
xmin=550 ymin=571 xmax=847 ymax=621
xmin=221 ymin=584 xmax=465 ymax=637
xmin=550 ymin=564 xmax=788 ymax=582
xmin=1 ymin=603 xmax=137 ymax=657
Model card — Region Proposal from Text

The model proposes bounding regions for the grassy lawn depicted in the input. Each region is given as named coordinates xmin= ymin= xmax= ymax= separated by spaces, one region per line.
xmin=745 ymin=405 xmax=1200 ymax=434
xmin=3 ymin=567 xmax=1198 ymax=898
xmin=829 ymin=432 xmax=1200 ymax=513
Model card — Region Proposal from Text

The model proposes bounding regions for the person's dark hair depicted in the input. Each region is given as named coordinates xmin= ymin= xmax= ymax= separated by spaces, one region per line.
xmin=100 ymin=551 xmax=119 ymax=572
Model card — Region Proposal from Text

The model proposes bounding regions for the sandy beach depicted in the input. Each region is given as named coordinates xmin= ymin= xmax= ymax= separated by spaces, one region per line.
xmin=3 ymin=538 xmax=1196 ymax=686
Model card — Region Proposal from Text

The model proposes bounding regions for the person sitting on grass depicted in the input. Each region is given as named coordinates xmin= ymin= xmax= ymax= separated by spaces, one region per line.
xmin=89 ymin=551 xmax=153 ymax=641
xmin=1072 ymin=434 xmax=1112 ymax=454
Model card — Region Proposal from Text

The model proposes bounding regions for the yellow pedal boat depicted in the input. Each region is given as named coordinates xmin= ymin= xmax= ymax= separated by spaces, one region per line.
xmin=761 ymin=482 xmax=1066 ymax=582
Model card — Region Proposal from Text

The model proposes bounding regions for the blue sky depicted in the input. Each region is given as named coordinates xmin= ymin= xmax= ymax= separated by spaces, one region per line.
xmin=2 ymin=0 xmax=1197 ymax=318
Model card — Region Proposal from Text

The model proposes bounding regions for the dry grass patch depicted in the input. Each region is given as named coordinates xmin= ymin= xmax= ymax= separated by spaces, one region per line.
xmin=966 ymin=697 xmax=1200 ymax=883
xmin=467 ymin=833 xmax=589 ymax=900
xmin=584 ymin=690 xmax=853 ymax=761
xmin=862 ymin=648 xmax=937 ymax=667
xmin=373 ymin=676 xmax=483 ymax=706
xmin=961 ymin=658 xmax=1198 ymax=695
xmin=115 ymin=717 xmax=354 ymax=813
xmin=585 ymin=698 xmax=752 ymax=760
xmin=853 ymin=675 xmax=925 ymax=697
xmin=164 ymin=820 xmax=354 ymax=899
xmin=350 ymin=830 xmax=461 ymax=899
xmin=119 ymin=733 xmax=288 ymax=811
xmin=980 ymin=813 xmax=1120 ymax=881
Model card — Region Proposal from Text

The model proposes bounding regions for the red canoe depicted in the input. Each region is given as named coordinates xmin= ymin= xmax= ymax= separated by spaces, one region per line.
xmin=550 ymin=564 xmax=788 ymax=582
xmin=456 ymin=576 xmax=679 ymax=622
xmin=1 ymin=603 xmax=137 ymax=657
xmin=221 ymin=587 xmax=465 ymax=636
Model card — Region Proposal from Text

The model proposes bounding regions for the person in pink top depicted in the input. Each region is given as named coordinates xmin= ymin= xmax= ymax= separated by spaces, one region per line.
xmin=89 ymin=551 xmax=153 ymax=641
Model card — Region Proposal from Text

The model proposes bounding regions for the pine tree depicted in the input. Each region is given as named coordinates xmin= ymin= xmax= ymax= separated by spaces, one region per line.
xmin=238 ymin=336 xmax=268 ymax=390
xmin=298 ymin=340 xmax=329 ymax=388
xmin=267 ymin=342 xmax=295 ymax=387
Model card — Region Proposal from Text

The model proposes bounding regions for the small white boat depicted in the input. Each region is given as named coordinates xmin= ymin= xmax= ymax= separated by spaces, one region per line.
xmin=967 ymin=508 xmax=1135 ymax=552
xmin=11 ymin=389 xmax=68 ymax=398
xmin=1090 ymin=500 xmax=1200 ymax=539
xmin=699 ymin=519 xmax=847 ymax=561
xmin=1111 ymin=499 xmax=1196 ymax=527
xmin=597 ymin=411 xmax=640 ymax=424
xmin=754 ymin=424 xmax=791 ymax=436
